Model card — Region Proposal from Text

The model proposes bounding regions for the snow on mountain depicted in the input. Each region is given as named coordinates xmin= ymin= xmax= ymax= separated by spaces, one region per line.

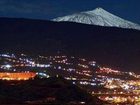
xmin=53 ymin=7 xmax=140 ymax=30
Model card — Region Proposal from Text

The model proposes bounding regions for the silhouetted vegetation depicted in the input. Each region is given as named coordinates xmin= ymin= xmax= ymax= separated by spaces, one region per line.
xmin=0 ymin=77 xmax=105 ymax=105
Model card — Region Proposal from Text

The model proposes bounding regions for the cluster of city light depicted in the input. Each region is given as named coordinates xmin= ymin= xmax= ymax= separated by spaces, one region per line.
xmin=0 ymin=54 xmax=51 ymax=71
xmin=0 ymin=54 xmax=15 ymax=58
xmin=1 ymin=53 xmax=140 ymax=104
xmin=78 ymin=64 xmax=89 ymax=69
xmin=97 ymin=67 xmax=120 ymax=74
xmin=99 ymin=96 xmax=140 ymax=104
xmin=0 ymin=72 xmax=36 ymax=80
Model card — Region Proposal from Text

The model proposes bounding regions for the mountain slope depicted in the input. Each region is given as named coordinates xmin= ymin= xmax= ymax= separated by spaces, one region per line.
xmin=0 ymin=18 xmax=140 ymax=72
xmin=53 ymin=8 xmax=140 ymax=30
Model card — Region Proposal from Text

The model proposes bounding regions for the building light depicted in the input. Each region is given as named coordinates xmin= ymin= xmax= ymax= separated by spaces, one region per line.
xmin=5 ymin=64 xmax=12 ymax=69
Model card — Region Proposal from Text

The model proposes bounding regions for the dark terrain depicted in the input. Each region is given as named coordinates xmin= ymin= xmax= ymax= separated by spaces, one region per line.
xmin=0 ymin=77 xmax=104 ymax=105
xmin=0 ymin=17 xmax=140 ymax=72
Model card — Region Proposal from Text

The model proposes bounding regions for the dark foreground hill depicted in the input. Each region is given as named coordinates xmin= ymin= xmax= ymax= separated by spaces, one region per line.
xmin=0 ymin=17 xmax=140 ymax=72
xmin=0 ymin=77 xmax=104 ymax=105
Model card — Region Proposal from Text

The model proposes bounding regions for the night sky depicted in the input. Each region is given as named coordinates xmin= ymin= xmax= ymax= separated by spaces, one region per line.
xmin=0 ymin=0 xmax=140 ymax=24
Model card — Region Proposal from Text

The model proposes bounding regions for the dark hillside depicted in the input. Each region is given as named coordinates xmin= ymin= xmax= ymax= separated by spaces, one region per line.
xmin=0 ymin=77 xmax=104 ymax=105
xmin=0 ymin=18 xmax=140 ymax=72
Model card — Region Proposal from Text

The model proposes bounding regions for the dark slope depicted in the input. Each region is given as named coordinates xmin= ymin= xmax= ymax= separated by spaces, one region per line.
xmin=0 ymin=17 xmax=140 ymax=72
xmin=0 ymin=77 xmax=103 ymax=105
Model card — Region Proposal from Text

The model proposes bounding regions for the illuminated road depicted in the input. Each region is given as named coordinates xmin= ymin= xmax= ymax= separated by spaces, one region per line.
xmin=92 ymin=93 xmax=139 ymax=97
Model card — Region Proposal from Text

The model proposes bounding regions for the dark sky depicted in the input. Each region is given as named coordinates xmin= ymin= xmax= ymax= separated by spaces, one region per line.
xmin=0 ymin=0 xmax=140 ymax=24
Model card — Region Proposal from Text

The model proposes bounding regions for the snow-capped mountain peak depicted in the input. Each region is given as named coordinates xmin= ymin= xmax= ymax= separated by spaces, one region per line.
xmin=88 ymin=7 xmax=107 ymax=13
xmin=53 ymin=8 xmax=140 ymax=30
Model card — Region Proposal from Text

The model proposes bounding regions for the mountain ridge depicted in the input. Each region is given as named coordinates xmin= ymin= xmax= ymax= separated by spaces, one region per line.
xmin=53 ymin=7 xmax=140 ymax=30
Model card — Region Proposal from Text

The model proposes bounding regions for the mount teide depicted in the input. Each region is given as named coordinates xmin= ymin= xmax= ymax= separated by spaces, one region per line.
xmin=53 ymin=7 xmax=140 ymax=30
